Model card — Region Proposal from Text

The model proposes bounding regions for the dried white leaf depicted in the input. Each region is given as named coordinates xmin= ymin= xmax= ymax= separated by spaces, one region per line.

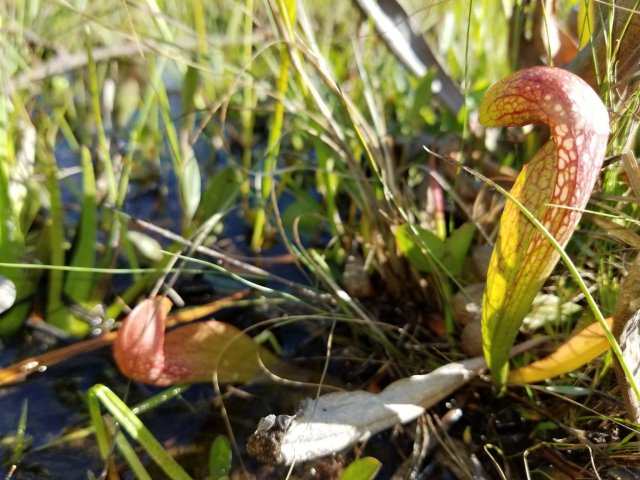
xmin=249 ymin=357 xmax=485 ymax=464
xmin=247 ymin=339 xmax=546 ymax=465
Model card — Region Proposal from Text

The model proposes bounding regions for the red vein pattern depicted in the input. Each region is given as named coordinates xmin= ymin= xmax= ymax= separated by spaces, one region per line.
xmin=479 ymin=67 xmax=609 ymax=387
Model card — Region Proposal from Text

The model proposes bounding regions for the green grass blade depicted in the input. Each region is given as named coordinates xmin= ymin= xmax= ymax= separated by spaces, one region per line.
xmin=86 ymin=41 xmax=117 ymax=204
xmin=251 ymin=0 xmax=297 ymax=252
xmin=63 ymin=146 xmax=97 ymax=306
xmin=88 ymin=384 xmax=193 ymax=480
xmin=113 ymin=431 xmax=154 ymax=480
xmin=87 ymin=384 xmax=111 ymax=459
xmin=44 ymin=138 xmax=85 ymax=335
xmin=10 ymin=400 xmax=28 ymax=464
xmin=240 ymin=0 xmax=256 ymax=206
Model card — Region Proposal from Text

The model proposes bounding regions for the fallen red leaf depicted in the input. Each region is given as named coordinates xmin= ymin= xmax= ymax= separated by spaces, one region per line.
xmin=114 ymin=297 xmax=279 ymax=386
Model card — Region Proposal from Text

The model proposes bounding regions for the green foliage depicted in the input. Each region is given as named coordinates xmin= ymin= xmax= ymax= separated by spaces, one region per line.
xmin=207 ymin=436 xmax=232 ymax=480
xmin=1 ymin=0 xmax=638 ymax=476
xmin=250 ymin=0 xmax=298 ymax=252
xmin=339 ymin=457 xmax=381 ymax=480
xmin=88 ymin=384 xmax=192 ymax=480
xmin=196 ymin=167 xmax=241 ymax=225
xmin=0 ymin=100 xmax=40 ymax=334
xmin=63 ymin=147 xmax=98 ymax=318
xmin=395 ymin=222 xmax=475 ymax=276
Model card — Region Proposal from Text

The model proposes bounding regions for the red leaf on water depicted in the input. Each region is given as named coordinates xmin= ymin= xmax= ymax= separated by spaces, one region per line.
xmin=114 ymin=297 xmax=279 ymax=386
